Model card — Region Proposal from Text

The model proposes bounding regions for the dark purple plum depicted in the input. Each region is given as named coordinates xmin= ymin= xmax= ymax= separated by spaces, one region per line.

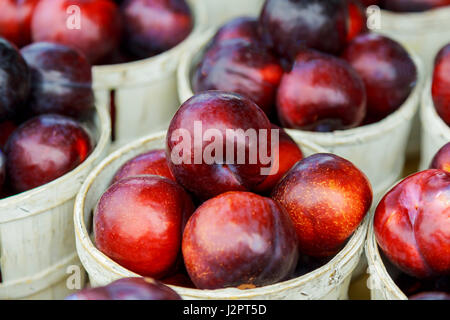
xmin=21 ymin=42 xmax=94 ymax=119
xmin=0 ymin=38 xmax=30 ymax=121
xmin=342 ymin=33 xmax=417 ymax=123
xmin=276 ymin=49 xmax=367 ymax=132
xmin=258 ymin=0 xmax=348 ymax=62
xmin=5 ymin=114 xmax=93 ymax=193
xmin=121 ymin=0 xmax=193 ymax=59
xmin=193 ymin=40 xmax=283 ymax=116
xmin=166 ymin=91 xmax=273 ymax=201
xmin=66 ymin=277 xmax=182 ymax=300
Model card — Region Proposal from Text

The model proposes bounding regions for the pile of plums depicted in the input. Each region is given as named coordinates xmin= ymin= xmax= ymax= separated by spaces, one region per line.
xmin=374 ymin=143 xmax=450 ymax=299
xmin=0 ymin=0 xmax=194 ymax=65
xmin=432 ymin=43 xmax=450 ymax=126
xmin=93 ymin=90 xmax=373 ymax=291
xmin=66 ymin=277 xmax=182 ymax=300
xmin=0 ymin=37 xmax=94 ymax=198
xmin=192 ymin=0 xmax=418 ymax=132
xmin=364 ymin=0 xmax=450 ymax=12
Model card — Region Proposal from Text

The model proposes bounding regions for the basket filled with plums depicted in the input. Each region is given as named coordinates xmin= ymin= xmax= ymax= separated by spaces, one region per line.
xmin=0 ymin=0 xmax=207 ymax=149
xmin=177 ymin=0 xmax=425 ymax=202
xmin=366 ymin=147 xmax=449 ymax=300
xmin=419 ymin=43 xmax=450 ymax=169
xmin=0 ymin=38 xmax=111 ymax=299
xmin=74 ymin=90 xmax=373 ymax=300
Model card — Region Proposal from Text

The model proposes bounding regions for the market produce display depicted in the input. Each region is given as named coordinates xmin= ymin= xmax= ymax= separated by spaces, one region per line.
xmin=0 ymin=0 xmax=448 ymax=302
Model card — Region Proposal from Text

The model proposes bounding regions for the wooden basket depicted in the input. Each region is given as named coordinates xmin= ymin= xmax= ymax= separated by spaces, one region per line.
xmin=365 ymin=213 xmax=407 ymax=300
xmin=74 ymin=131 xmax=370 ymax=300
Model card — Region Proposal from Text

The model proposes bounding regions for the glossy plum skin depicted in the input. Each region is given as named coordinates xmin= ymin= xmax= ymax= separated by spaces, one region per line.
xmin=31 ymin=0 xmax=122 ymax=64
xmin=254 ymin=125 xmax=303 ymax=194
xmin=432 ymin=44 xmax=450 ymax=126
xmin=0 ymin=38 xmax=30 ymax=121
xmin=193 ymin=40 xmax=283 ymax=116
xmin=276 ymin=49 xmax=367 ymax=132
xmin=259 ymin=0 xmax=348 ymax=62
xmin=430 ymin=142 xmax=450 ymax=171
xmin=381 ymin=0 xmax=450 ymax=12
xmin=342 ymin=33 xmax=417 ymax=123
xmin=0 ymin=0 xmax=39 ymax=48
xmin=94 ymin=175 xmax=195 ymax=278
xmin=166 ymin=91 xmax=273 ymax=200
xmin=66 ymin=277 xmax=182 ymax=300
xmin=211 ymin=17 xmax=260 ymax=46
xmin=5 ymin=114 xmax=92 ymax=193
xmin=21 ymin=42 xmax=94 ymax=119
xmin=121 ymin=0 xmax=193 ymax=59
xmin=112 ymin=149 xmax=175 ymax=184
xmin=182 ymin=191 xmax=299 ymax=289
xmin=272 ymin=153 xmax=373 ymax=257
xmin=409 ymin=292 xmax=450 ymax=300
xmin=374 ymin=170 xmax=450 ymax=278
